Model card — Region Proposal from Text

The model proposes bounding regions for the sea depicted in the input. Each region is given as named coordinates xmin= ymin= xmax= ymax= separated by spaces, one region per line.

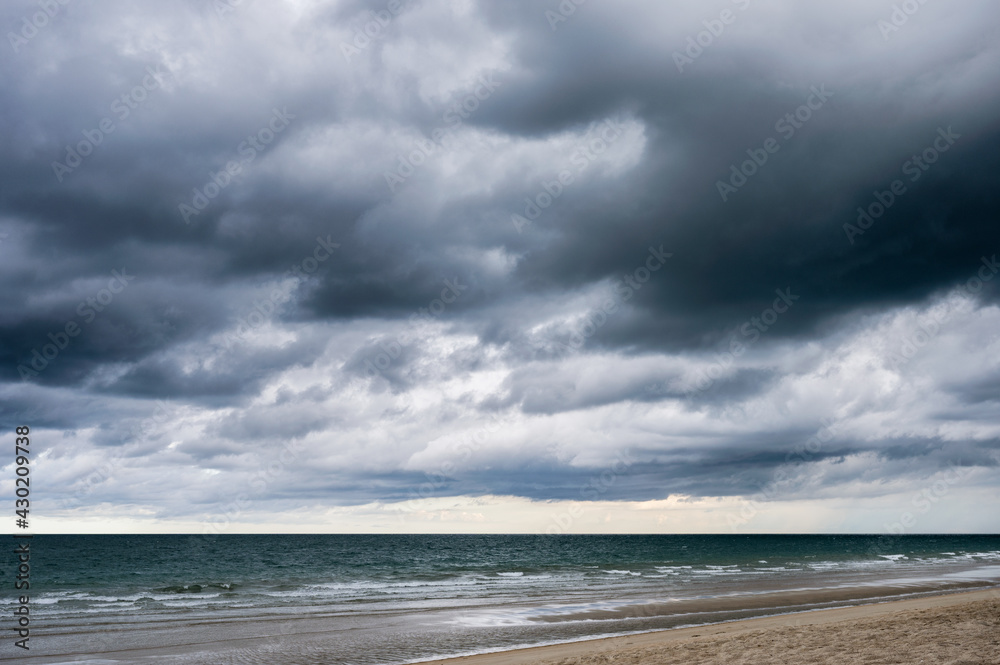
xmin=4 ymin=534 xmax=1000 ymax=664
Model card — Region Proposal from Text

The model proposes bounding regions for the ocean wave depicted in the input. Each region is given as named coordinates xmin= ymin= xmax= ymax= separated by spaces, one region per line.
xmin=34 ymin=592 xmax=92 ymax=604
xmin=154 ymin=583 xmax=235 ymax=594
xmin=696 ymin=566 xmax=743 ymax=576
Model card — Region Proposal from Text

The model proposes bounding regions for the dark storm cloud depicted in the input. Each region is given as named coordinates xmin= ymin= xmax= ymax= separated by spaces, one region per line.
xmin=183 ymin=430 xmax=995 ymax=506
xmin=341 ymin=336 xmax=429 ymax=388
xmin=1 ymin=0 xmax=999 ymax=525
xmin=5 ymin=0 xmax=997 ymax=352
xmin=948 ymin=373 xmax=1000 ymax=405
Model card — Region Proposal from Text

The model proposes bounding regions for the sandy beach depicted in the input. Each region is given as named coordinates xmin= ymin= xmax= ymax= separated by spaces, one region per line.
xmin=422 ymin=589 xmax=1000 ymax=665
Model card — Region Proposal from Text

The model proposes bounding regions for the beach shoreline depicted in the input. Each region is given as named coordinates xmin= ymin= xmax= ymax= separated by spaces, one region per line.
xmin=418 ymin=588 xmax=1000 ymax=665
xmin=14 ymin=585 xmax=1000 ymax=664
xmin=14 ymin=535 xmax=1000 ymax=664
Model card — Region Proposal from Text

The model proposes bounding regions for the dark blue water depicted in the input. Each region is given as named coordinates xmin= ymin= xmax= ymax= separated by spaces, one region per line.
xmin=5 ymin=534 xmax=999 ymax=664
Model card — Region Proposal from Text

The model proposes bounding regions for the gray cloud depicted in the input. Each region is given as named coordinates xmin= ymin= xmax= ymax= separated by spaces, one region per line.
xmin=1 ymin=0 xmax=999 ymax=531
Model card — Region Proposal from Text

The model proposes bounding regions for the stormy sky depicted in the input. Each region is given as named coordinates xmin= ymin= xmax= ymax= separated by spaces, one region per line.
xmin=1 ymin=0 xmax=998 ymax=533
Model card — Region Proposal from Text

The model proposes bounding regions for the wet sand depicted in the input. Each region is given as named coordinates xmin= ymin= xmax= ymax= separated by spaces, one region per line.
xmin=422 ymin=589 xmax=1000 ymax=665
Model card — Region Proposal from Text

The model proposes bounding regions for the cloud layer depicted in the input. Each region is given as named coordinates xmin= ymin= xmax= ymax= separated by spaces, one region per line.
xmin=1 ymin=0 xmax=998 ymax=533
